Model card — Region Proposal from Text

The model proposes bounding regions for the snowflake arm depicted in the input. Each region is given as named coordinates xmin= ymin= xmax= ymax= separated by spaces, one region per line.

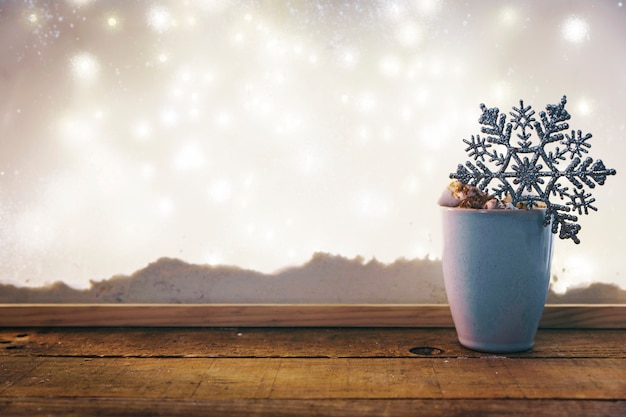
xmin=547 ymin=180 xmax=570 ymax=200
xmin=564 ymin=157 xmax=616 ymax=190
xmin=533 ymin=96 xmax=570 ymax=145
xmin=450 ymin=160 xmax=495 ymax=191
xmin=588 ymin=159 xmax=615 ymax=186
xmin=567 ymin=189 xmax=597 ymax=215
xmin=547 ymin=145 xmax=568 ymax=166
xmin=478 ymin=103 xmax=512 ymax=145
xmin=463 ymin=135 xmax=491 ymax=161
xmin=562 ymin=130 xmax=592 ymax=159
xmin=509 ymin=100 xmax=536 ymax=149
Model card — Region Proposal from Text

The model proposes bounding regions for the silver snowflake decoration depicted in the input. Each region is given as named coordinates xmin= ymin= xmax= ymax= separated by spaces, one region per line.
xmin=451 ymin=96 xmax=616 ymax=243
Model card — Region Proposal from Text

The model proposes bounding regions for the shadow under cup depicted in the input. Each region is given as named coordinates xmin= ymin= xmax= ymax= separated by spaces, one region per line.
xmin=441 ymin=207 xmax=554 ymax=353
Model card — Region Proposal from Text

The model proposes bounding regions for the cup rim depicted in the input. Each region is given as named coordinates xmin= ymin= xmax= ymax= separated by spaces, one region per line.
xmin=440 ymin=206 xmax=547 ymax=215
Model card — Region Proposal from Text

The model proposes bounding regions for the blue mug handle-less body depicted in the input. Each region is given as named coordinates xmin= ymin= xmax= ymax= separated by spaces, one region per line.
xmin=441 ymin=207 xmax=554 ymax=353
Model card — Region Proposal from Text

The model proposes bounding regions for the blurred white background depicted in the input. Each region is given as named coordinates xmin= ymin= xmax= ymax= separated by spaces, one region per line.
xmin=0 ymin=0 xmax=624 ymax=294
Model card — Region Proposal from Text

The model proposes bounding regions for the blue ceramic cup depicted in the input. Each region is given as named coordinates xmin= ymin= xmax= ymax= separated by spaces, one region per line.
xmin=441 ymin=207 xmax=554 ymax=353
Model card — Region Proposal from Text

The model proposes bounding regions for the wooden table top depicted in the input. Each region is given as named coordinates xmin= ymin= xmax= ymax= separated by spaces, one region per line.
xmin=1 ymin=327 xmax=625 ymax=416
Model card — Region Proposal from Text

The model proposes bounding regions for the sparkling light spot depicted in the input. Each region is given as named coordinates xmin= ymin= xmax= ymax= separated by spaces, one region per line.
xmin=416 ymin=0 xmax=443 ymax=17
xmin=28 ymin=13 xmax=38 ymax=23
xmin=173 ymin=142 xmax=205 ymax=171
xmin=396 ymin=22 xmax=422 ymax=47
xmin=133 ymin=121 xmax=152 ymax=141
xmin=357 ymin=126 xmax=370 ymax=145
xmin=492 ymin=81 xmax=512 ymax=101
xmin=107 ymin=16 xmax=118 ymax=28
xmin=561 ymin=16 xmax=590 ymax=43
xmin=180 ymin=71 xmax=191 ymax=82
xmin=159 ymin=108 xmax=180 ymax=127
xmin=157 ymin=198 xmax=173 ymax=216
xmin=336 ymin=46 xmax=359 ymax=69
xmin=203 ymin=72 xmax=215 ymax=84
xmin=357 ymin=93 xmax=377 ymax=113
xmin=233 ymin=32 xmax=245 ymax=44
xmin=355 ymin=190 xmax=389 ymax=218
xmin=208 ymin=179 xmax=233 ymax=203
xmin=204 ymin=251 xmax=224 ymax=266
xmin=499 ymin=6 xmax=518 ymax=26
xmin=384 ymin=2 xmax=404 ymax=20
xmin=576 ymin=98 xmax=593 ymax=116
xmin=68 ymin=0 xmax=94 ymax=6
xmin=412 ymin=244 xmax=429 ymax=260
xmin=379 ymin=56 xmax=402 ymax=78
xmin=71 ymin=53 xmax=99 ymax=82
xmin=553 ymin=256 xmax=596 ymax=294
xmin=344 ymin=52 xmax=356 ymax=66
xmin=147 ymin=6 xmax=172 ymax=33
xmin=215 ymin=110 xmax=232 ymax=128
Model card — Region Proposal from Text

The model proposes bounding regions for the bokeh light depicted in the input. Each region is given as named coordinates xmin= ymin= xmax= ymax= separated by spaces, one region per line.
xmin=70 ymin=53 xmax=100 ymax=82
xmin=561 ymin=15 xmax=590 ymax=43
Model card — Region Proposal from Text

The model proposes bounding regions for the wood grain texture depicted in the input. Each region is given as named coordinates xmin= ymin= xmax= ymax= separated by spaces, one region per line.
xmin=1 ymin=328 xmax=625 ymax=416
xmin=2 ymin=398 xmax=624 ymax=417
xmin=1 ymin=304 xmax=624 ymax=328
xmin=2 ymin=356 xmax=625 ymax=400
xmin=2 ymin=328 xmax=626 ymax=358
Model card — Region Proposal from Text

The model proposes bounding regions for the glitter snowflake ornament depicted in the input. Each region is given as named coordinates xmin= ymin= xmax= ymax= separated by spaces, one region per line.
xmin=451 ymin=96 xmax=616 ymax=243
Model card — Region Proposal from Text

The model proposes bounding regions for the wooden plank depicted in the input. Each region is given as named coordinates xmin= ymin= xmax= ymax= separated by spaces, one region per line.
xmin=1 ymin=357 xmax=624 ymax=400
xmin=1 ymin=398 xmax=624 ymax=417
xmin=1 ymin=328 xmax=624 ymax=416
xmin=0 ymin=304 xmax=624 ymax=328
xmin=0 ymin=356 xmax=45 ymax=387
xmin=2 ymin=328 xmax=626 ymax=359
xmin=0 ymin=304 xmax=449 ymax=327
xmin=540 ymin=305 xmax=626 ymax=328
